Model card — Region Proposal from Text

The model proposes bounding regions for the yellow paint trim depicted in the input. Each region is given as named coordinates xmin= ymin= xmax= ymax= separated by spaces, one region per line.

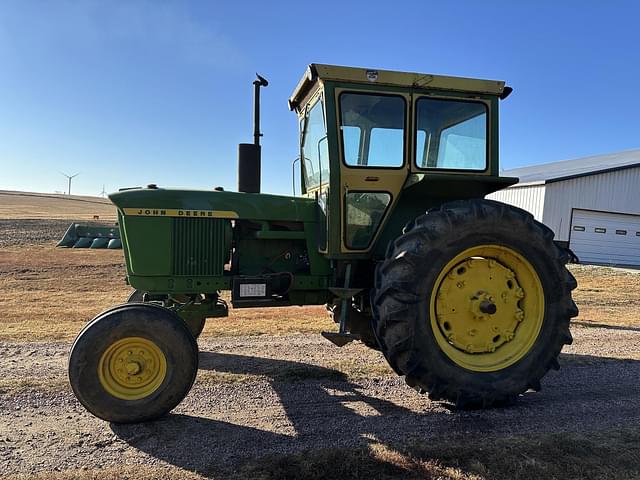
xmin=290 ymin=64 xmax=506 ymax=109
xmin=430 ymin=245 xmax=545 ymax=372
xmin=123 ymin=208 xmax=239 ymax=219
xmin=312 ymin=64 xmax=506 ymax=95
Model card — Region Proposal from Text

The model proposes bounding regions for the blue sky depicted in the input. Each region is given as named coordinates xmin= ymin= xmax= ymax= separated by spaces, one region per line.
xmin=1 ymin=1 xmax=639 ymax=196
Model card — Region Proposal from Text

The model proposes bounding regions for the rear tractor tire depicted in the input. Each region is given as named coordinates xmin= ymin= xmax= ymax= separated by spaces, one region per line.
xmin=373 ymin=199 xmax=578 ymax=408
xmin=68 ymin=303 xmax=199 ymax=423
xmin=127 ymin=289 xmax=206 ymax=338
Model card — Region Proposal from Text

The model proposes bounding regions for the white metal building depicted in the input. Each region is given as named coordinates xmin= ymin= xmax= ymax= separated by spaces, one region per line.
xmin=488 ymin=149 xmax=640 ymax=267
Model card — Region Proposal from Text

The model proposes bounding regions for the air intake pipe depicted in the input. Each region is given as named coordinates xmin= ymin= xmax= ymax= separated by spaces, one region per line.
xmin=238 ymin=74 xmax=268 ymax=193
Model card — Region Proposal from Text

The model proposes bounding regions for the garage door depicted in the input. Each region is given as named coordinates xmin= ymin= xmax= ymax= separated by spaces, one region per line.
xmin=569 ymin=209 xmax=640 ymax=266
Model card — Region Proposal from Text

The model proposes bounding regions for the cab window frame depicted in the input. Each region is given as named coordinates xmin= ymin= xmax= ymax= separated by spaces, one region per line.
xmin=413 ymin=96 xmax=490 ymax=173
xmin=337 ymin=91 xmax=407 ymax=170
xmin=300 ymin=93 xmax=329 ymax=194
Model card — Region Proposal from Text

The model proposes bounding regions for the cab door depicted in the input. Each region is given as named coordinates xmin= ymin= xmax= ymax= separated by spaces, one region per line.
xmin=335 ymin=89 xmax=411 ymax=253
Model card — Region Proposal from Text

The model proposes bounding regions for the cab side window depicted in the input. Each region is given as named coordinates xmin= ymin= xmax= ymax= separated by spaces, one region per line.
xmin=340 ymin=93 xmax=405 ymax=168
xmin=415 ymin=98 xmax=487 ymax=171
xmin=345 ymin=192 xmax=391 ymax=249
xmin=302 ymin=100 xmax=329 ymax=191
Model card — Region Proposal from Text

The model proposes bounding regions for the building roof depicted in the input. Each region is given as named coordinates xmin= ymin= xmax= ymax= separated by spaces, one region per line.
xmin=503 ymin=149 xmax=640 ymax=185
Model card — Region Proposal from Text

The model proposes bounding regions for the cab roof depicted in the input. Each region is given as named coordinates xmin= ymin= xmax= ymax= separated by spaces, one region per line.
xmin=289 ymin=63 xmax=508 ymax=112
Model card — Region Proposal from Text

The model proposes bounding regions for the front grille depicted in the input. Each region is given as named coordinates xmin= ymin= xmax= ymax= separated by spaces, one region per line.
xmin=172 ymin=218 xmax=226 ymax=276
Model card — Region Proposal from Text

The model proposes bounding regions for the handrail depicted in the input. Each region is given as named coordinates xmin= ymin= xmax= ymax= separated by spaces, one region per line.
xmin=317 ymin=135 xmax=328 ymax=195
xmin=292 ymin=156 xmax=300 ymax=195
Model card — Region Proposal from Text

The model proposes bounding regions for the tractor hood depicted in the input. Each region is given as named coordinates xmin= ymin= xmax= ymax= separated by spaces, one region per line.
xmin=109 ymin=187 xmax=317 ymax=223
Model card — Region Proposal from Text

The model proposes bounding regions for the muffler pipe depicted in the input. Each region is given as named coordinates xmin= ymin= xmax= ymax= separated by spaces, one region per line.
xmin=238 ymin=74 xmax=268 ymax=193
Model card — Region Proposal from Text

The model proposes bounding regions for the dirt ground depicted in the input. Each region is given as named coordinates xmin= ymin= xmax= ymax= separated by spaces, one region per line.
xmin=0 ymin=216 xmax=639 ymax=479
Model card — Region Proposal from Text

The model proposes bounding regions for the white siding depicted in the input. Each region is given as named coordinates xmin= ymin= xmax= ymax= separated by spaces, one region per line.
xmin=542 ymin=166 xmax=640 ymax=241
xmin=486 ymin=184 xmax=546 ymax=222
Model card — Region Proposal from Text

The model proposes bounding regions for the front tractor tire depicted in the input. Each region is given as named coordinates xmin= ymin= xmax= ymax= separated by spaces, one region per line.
xmin=68 ymin=303 xmax=198 ymax=423
xmin=373 ymin=199 xmax=578 ymax=408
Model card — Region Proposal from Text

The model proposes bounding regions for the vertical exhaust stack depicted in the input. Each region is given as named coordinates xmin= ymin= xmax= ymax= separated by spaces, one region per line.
xmin=238 ymin=74 xmax=268 ymax=193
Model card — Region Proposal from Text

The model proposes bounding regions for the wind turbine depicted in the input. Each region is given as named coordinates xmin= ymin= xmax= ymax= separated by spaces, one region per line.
xmin=60 ymin=172 xmax=80 ymax=195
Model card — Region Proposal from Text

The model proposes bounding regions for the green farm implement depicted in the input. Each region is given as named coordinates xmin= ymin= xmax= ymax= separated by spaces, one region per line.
xmin=69 ymin=64 xmax=578 ymax=423
xmin=57 ymin=223 xmax=122 ymax=249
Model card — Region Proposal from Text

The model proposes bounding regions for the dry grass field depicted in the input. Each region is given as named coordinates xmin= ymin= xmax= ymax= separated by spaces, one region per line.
xmin=1 ymin=246 xmax=638 ymax=344
xmin=0 ymin=245 xmax=333 ymax=342
xmin=0 ymin=191 xmax=116 ymax=220
xmin=1 ymin=193 xmax=639 ymax=479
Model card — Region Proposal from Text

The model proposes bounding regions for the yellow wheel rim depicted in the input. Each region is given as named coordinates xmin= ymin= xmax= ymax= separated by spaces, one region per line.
xmin=98 ymin=337 xmax=167 ymax=400
xmin=430 ymin=245 xmax=544 ymax=372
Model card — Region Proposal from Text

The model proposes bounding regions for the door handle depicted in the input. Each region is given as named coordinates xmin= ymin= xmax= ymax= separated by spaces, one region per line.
xmin=365 ymin=176 xmax=379 ymax=182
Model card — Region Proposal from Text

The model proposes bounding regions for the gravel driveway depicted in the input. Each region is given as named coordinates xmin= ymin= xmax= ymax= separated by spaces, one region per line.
xmin=1 ymin=324 xmax=639 ymax=477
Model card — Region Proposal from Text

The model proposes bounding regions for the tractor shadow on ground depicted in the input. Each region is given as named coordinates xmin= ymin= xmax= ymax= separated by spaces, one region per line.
xmin=112 ymin=351 xmax=434 ymax=475
xmin=110 ymin=351 xmax=640 ymax=476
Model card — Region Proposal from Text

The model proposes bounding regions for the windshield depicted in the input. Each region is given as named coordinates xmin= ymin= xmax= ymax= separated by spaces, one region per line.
xmin=301 ymin=99 xmax=329 ymax=191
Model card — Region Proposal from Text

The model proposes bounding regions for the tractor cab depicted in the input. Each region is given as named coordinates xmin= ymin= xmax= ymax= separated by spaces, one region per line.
xmin=289 ymin=64 xmax=516 ymax=258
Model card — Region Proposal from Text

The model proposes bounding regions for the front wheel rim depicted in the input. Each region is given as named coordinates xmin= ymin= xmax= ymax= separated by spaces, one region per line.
xmin=98 ymin=337 xmax=167 ymax=400
xmin=430 ymin=244 xmax=545 ymax=372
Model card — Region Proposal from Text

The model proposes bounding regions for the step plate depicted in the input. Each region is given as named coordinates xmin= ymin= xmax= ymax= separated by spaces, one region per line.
xmin=321 ymin=331 xmax=360 ymax=347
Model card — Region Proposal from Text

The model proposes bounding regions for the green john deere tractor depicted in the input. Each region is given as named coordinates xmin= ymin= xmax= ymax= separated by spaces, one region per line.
xmin=68 ymin=64 xmax=578 ymax=422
